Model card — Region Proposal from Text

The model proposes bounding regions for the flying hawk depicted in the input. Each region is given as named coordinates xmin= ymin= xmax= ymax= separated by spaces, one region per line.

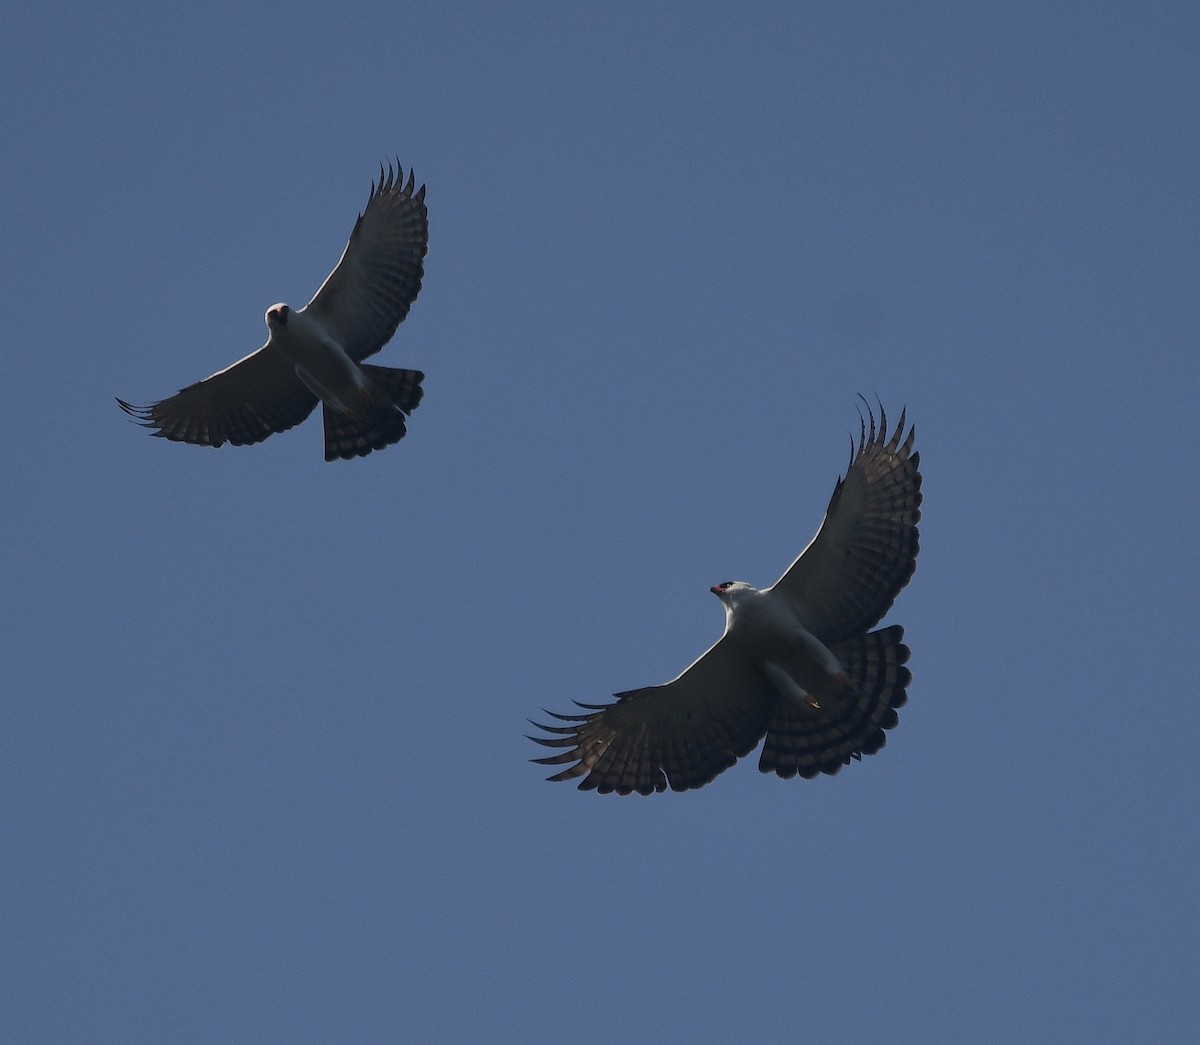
xmin=530 ymin=402 xmax=922 ymax=794
xmin=118 ymin=162 xmax=428 ymax=461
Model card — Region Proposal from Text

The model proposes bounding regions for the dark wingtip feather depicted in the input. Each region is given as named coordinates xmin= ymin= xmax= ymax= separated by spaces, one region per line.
xmin=370 ymin=158 xmax=425 ymax=203
xmin=534 ymin=708 xmax=592 ymax=723
xmin=116 ymin=397 xmax=155 ymax=427
xmin=853 ymin=392 xmax=879 ymax=443
xmin=527 ymin=727 xmax=579 ymax=743
xmin=530 ymin=749 xmax=581 ymax=765
xmin=849 ymin=394 xmax=919 ymax=463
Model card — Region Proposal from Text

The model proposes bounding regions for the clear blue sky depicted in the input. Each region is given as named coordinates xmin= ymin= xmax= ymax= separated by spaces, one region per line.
xmin=3 ymin=2 xmax=1197 ymax=1042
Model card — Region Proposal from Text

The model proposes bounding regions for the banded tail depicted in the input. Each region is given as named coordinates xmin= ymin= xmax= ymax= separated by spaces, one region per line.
xmin=324 ymin=364 xmax=424 ymax=461
xmin=758 ymin=624 xmax=910 ymax=779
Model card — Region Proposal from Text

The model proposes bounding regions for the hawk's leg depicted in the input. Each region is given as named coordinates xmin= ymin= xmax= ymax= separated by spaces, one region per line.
xmin=762 ymin=662 xmax=823 ymax=711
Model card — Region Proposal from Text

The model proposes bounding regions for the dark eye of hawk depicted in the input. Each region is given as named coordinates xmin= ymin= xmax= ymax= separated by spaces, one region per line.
xmin=717 ymin=582 xmax=733 ymax=590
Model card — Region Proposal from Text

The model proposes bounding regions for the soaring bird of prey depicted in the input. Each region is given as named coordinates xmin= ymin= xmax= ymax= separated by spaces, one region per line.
xmin=118 ymin=162 xmax=428 ymax=461
xmin=530 ymin=402 xmax=922 ymax=795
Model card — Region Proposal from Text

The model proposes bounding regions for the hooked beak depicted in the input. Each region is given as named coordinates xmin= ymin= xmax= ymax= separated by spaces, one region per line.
xmin=710 ymin=585 xmax=722 ymax=595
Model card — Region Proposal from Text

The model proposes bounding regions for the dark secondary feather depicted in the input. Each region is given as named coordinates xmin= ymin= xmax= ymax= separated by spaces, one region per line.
xmin=769 ymin=399 xmax=922 ymax=645
xmin=306 ymin=163 xmax=429 ymax=363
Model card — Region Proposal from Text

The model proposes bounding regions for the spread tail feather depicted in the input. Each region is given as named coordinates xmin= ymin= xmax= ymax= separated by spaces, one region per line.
xmin=323 ymin=365 xmax=424 ymax=462
xmin=758 ymin=624 xmax=910 ymax=779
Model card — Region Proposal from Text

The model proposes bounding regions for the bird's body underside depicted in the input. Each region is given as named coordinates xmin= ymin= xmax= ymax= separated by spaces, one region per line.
xmin=530 ymin=402 xmax=923 ymax=795
xmin=118 ymin=162 xmax=429 ymax=461
xmin=268 ymin=304 xmax=364 ymax=414
xmin=719 ymin=581 xmax=849 ymax=708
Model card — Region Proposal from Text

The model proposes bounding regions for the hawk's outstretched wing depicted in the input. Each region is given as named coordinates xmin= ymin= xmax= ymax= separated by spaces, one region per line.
xmin=530 ymin=639 xmax=777 ymax=794
xmin=304 ymin=163 xmax=429 ymax=363
xmin=768 ymin=402 xmax=921 ymax=645
xmin=117 ymin=348 xmax=318 ymax=447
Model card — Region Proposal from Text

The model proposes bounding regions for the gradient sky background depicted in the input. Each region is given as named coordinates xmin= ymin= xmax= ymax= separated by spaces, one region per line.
xmin=3 ymin=3 xmax=1197 ymax=1042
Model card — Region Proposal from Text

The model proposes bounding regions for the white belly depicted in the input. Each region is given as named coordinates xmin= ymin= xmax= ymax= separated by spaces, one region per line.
xmin=270 ymin=313 xmax=365 ymax=413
